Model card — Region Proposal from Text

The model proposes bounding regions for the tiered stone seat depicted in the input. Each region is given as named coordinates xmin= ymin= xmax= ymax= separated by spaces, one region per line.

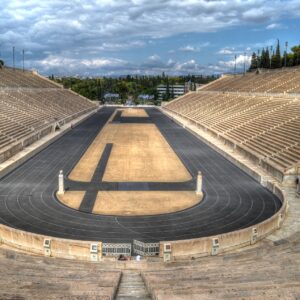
xmin=143 ymin=233 xmax=300 ymax=299
xmin=0 ymin=67 xmax=97 ymax=157
xmin=0 ymin=247 xmax=121 ymax=300
xmin=164 ymin=91 xmax=300 ymax=172
xmin=0 ymin=67 xmax=58 ymax=88
xmin=201 ymin=66 xmax=300 ymax=94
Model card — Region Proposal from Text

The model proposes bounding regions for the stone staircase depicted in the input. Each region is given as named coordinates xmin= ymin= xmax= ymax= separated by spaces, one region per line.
xmin=116 ymin=270 xmax=151 ymax=300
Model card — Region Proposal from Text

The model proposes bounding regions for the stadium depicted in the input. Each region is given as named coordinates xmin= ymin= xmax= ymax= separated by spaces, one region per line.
xmin=1 ymin=1 xmax=300 ymax=299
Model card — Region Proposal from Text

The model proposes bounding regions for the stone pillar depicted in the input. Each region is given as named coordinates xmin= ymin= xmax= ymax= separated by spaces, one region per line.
xmin=58 ymin=170 xmax=65 ymax=195
xmin=196 ymin=171 xmax=202 ymax=195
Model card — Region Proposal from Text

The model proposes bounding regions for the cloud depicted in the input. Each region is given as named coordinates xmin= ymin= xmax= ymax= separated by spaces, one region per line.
xmin=266 ymin=23 xmax=286 ymax=30
xmin=0 ymin=0 xmax=298 ymax=75
xmin=34 ymin=55 xmax=129 ymax=75
xmin=218 ymin=48 xmax=234 ymax=55
xmin=179 ymin=45 xmax=199 ymax=53
xmin=218 ymin=54 xmax=252 ymax=69
xmin=179 ymin=43 xmax=210 ymax=53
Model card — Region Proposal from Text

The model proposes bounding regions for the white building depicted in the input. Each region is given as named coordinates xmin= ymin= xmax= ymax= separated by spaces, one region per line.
xmin=156 ymin=84 xmax=188 ymax=100
xmin=104 ymin=93 xmax=119 ymax=102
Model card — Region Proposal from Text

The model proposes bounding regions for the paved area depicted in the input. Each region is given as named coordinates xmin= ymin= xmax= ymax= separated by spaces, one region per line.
xmin=0 ymin=107 xmax=281 ymax=243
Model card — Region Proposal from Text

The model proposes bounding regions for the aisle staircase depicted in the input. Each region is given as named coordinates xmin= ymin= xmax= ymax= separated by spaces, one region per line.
xmin=116 ymin=270 xmax=151 ymax=300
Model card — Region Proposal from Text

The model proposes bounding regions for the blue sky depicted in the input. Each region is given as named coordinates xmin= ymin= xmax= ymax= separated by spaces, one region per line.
xmin=0 ymin=0 xmax=299 ymax=76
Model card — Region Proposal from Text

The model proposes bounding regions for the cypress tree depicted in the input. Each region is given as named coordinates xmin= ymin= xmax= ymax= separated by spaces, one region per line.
xmin=275 ymin=39 xmax=282 ymax=68
xmin=265 ymin=48 xmax=270 ymax=68
xmin=249 ymin=52 xmax=258 ymax=70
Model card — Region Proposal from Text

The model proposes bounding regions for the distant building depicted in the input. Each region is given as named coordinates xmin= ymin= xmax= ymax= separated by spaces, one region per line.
xmin=138 ymin=94 xmax=154 ymax=101
xmin=104 ymin=93 xmax=119 ymax=101
xmin=156 ymin=84 xmax=188 ymax=100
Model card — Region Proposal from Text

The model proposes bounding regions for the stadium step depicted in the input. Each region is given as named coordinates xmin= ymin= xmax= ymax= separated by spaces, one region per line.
xmin=116 ymin=271 xmax=151 ymax=300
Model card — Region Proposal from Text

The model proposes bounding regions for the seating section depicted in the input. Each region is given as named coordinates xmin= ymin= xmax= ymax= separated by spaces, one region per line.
xmin=0 ymin=67 xmax=58 ymax=88
xmin=0 ymin=67 xmax=97 ymax=157
xmin=164 ymin=91 xmax=300 ymax=172
xmin=143 ymin=233 xmax=300 ymax=299
xmin=0 ymin=247 xmax=121 ymax=300
xmin=202 ymin=66 xmax=300 ymax=94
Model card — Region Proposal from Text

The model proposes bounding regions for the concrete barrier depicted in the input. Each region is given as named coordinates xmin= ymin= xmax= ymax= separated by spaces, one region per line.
xmin=160 ymin=186 xmax=287 ymax=259
xmin=0 ymin=224 xmax=102 ymax=261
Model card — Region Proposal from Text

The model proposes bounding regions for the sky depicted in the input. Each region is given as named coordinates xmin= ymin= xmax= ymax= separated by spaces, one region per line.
xmin=0 ymin=0 xmax=299 ymax=77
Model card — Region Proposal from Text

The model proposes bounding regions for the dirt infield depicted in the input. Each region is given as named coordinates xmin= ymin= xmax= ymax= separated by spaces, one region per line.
xmin=121 ymin=108 xmax=148 ymax=117
xmin=93 ymin=191 xmax=201 ymax=215
xmin=103 ymin=123 xmax=192 ymax=182
xmin=57 ymin=191 xmax=202 ymax=216
xmin=68 ymin=110 xmax=117 ymax=182
xmin=69 ymin=110 xmax=192 ymax=182
xmin=56 ymin=191 xmax=85 ymax=210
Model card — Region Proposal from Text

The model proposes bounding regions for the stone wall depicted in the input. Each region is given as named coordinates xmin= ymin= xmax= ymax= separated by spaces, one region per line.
xmin=0 ymin=224 xmax=102 ymax=261
xmin=159 ymin=186 xmax=287 ymax=259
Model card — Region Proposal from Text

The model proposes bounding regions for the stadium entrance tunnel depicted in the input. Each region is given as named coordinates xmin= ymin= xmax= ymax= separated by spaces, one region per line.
xmin=102 ymin=240 xmax=160 ymax=258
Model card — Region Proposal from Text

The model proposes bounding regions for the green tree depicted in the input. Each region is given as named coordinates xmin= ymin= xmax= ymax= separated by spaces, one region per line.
xmin=249 ymin=52 xmax=258 ymax=70
xmin=291 ymin=45 xmax=300 ymax=66
xmin=265 ymin=48 xmax=270 ymax=68
xmin=271 ymin=39 xmax=282 ymax=68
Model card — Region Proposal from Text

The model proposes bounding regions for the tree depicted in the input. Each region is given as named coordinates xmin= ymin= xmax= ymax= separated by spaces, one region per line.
xmin=249 ymin=52 xmax=258 ymax=70
xmin=260 ymin=48 xmax=270 ymax=68
xmin=0 ymin=59 xmax=4 ymax=69
xmin=165 ymin=76 xmax=170 ymax=100
xmin=291 ymin=45 xmax=300 ymax=66
xmin=271 ymin=39 xmax=282 ymax=68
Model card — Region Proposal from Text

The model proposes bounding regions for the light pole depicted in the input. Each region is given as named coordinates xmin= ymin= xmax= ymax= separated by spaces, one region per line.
xmin=243 ymin=52 xmax=246 ymax=75
xmin=270 ymin=45 xmax=273 ymax=68
xmin=22 ymin=49 xmax=25 ymax=72
xmin=284 ymin=41 xmax=288 ymax=67
xmin=234 ymin=54 xmax=237 ymax=75
xmin=12 ymin=46 xmax=15 ymax=70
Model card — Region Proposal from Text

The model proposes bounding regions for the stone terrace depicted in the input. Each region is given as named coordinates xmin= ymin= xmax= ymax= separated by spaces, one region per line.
xmin=0 ymin=67 xmax=97 ymax=163
xmin=0 ymin=247 xmax=121 ymax=300
xmin=164 ymin=91 xmax=300 ymax=179
xmin=143 ymin=232 xmax=300 ymax=299
xmin=201 ymin=66 xmax=300 ymax=94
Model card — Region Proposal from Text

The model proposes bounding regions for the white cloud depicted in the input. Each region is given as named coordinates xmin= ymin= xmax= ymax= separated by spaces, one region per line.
xmin=218 ymin=54 xmax=251 ymax=69
xmin=34 ymin=55 xmax=129 ymax=74
xmin=266 ymin=23 xmax=286 ymax=30
xmin=179 ymin=42 xmax=210 ymax=53
xmin=218 ymin=48 xmax=234 ymax=55
xmin=179 ymin=45 xmax=199 ymax=52
xmin=0 ymin=0 xmax=298 ymax=75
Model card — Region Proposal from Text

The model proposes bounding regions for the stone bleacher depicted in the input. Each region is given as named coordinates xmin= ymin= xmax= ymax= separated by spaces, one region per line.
xmin=143 ymin=232 xmax=300 ymax=299
xmin=0 ymin=67 xmax=97 ymax=162
xmin=0 ymin=247 xmax=121 ymax=300
xmin=201 ymin=66 xmax=300 ymax=94
xmin=0 ymin=67 xmax=58 ymax=88
xmin=164 ymin=90 xmax=300 ymax=177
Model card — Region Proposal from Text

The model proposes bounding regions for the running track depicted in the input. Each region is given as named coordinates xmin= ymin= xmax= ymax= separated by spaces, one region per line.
xmin=0 ymin=107 xmax=281 ymax=243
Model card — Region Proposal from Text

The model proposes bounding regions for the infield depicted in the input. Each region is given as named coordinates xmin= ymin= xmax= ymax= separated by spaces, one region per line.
xmin=57 ymin=190 xmax=202 ymax=215
xmin=103 ymin=123 xmax=192 ymax=182
xmin=121 ymin=108 xmax=148 ymax=117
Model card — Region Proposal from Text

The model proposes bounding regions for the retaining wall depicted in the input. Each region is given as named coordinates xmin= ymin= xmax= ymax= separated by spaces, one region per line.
xmin=159 ymin=186 xmax=287 ymax=259
xmin=0 ymin=224 xmax=101 ymax=261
